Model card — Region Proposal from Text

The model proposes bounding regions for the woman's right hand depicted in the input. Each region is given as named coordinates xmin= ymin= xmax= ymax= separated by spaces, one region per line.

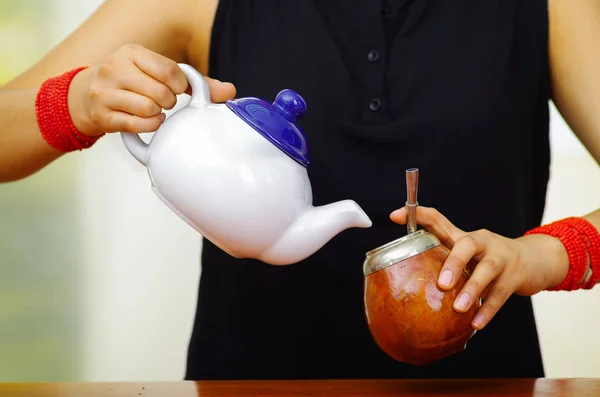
xmin=68 ymin=44 xmax=236 ymax=137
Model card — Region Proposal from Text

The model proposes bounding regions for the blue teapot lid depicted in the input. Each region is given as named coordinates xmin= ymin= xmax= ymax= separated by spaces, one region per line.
xmin=226 ymin=89 xmax=310 ymax=167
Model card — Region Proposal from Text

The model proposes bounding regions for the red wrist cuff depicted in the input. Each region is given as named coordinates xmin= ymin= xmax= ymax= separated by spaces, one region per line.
xmin=35 ymin=67 xmax=104 ymax=152
xmin=525 ymin=217 xmax=600 ymax=291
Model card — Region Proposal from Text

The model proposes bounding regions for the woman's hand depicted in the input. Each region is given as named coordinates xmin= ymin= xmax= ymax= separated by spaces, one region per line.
xmin=68 ymin=44 xmax=237 ymax=137
xmin=390 ymin=206 xmax=569 ymax=330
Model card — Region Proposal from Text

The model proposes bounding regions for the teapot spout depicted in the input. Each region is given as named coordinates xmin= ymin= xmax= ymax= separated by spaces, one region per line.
xmin=259 ymin=200 xmax=372 ymax=265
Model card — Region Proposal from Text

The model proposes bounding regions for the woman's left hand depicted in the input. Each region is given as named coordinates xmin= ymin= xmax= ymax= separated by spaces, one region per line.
xmin=390 ymin=206 xmax=569 ymax=330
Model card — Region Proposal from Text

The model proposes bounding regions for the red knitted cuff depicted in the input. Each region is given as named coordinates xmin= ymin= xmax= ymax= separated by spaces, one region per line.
xmin=35 ymin=67 xmax=104 ymax=152
xmin=562 ymin=217 xmax=600 ymax=289
xmin=525 ymin=217 xmax=600 ymax=291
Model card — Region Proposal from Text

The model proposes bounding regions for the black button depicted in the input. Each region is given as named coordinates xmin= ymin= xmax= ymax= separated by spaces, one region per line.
xmin=367 ymin=50 xmax=380 ymax=63
xmin=382 ymin=5 xmax=391 ymax=14
xmin=369 ymin=98 xmax=383 ymax=112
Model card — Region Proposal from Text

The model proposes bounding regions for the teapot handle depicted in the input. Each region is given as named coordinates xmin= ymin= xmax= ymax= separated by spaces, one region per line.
xmin=178 ymin=63 xmax=211 ymax=106
xmin=120 ymin=64 xmax=211 ymax=165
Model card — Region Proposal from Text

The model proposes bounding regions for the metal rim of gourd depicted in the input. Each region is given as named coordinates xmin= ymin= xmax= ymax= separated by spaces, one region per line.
xmin=362 ymin=229 xmax=441 ymax=276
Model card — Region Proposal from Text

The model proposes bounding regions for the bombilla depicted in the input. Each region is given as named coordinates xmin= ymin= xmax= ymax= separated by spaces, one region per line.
xmin=406 ymin=168 xmax=419 ymax=234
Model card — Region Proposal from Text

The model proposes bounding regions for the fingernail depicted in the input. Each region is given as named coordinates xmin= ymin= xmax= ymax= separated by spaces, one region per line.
xmin=454 ymin=293 xmax=471 ymax=311
xmin=439 ymin=270 xmax=453 ymax=288
xmin=472 ymin=313 xmax=485 ymax=329
xmin=160 ymin=113 xmax=166 ymax=122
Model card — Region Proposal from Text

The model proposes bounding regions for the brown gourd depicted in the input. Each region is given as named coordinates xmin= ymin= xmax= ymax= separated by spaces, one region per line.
xmin=362 ymin=168 xmax=479 ymax=366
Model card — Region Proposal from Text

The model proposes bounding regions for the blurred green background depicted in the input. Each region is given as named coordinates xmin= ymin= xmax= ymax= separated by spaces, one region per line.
xmin=0 ymin=0 xmax=83 ymax=381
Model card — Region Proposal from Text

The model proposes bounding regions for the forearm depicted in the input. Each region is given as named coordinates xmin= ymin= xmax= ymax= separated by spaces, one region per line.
xmin=0 ymin=88 xmax=65 ymax=182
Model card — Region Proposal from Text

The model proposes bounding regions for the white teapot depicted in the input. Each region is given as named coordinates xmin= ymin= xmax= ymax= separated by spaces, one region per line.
xmin=121 ymin=64 xmax=372 ymax=265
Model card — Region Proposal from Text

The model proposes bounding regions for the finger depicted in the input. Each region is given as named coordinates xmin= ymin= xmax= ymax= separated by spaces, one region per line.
xmin=205 ymin=77 xmax=237 ymax=103
xmin=131 ymin=49 xmax=189 ymax=94
xmin=120 ymin=65 xmax=236 ymax=109
xmin=453 ymin=255 xmax=505 ymax=313
xmin=102 ymin=89 xmax=162 ymax=118
xmin=131 ymin=48 xmax=237 ymax=103
xmin=181 ymin=77 xmax=235 ymax=102
xmin=390 ymin=206 xmax=466 ymax=248
xmin=105 ymin=110 xmax=165 ymax=134
xmin=471 ymin=277 xmax=515 ymax=330
xmin=117 ymin=68 xmax=178 ymax=110
xmin=438 ymin=233 xmax=487 ymax=290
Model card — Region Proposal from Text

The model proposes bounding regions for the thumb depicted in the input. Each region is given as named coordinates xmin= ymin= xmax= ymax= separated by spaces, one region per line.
xmin=185 ymin=77 xmax=237 ymax=103
xmin=390 ymin=206 xmax=467 ymax=248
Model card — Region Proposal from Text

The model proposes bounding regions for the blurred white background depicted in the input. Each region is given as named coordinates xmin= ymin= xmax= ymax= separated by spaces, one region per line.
xmin=0 ymin=0 xmax=599 ymax=382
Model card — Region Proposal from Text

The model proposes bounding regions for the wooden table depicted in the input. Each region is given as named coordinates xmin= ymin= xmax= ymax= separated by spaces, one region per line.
xmin=2 ymin=379 xmax=600 ymax=396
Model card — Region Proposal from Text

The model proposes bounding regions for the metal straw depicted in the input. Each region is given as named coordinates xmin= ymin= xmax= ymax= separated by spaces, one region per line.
xmin=405 ymin=168 xmax=419 ymax=234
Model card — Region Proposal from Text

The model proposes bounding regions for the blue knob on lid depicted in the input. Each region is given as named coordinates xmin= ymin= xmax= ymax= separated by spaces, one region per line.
xmin=226 ymin=89 xmax=310 ymax=167
xmin=273 ymin=89 xmax=307 ymax=120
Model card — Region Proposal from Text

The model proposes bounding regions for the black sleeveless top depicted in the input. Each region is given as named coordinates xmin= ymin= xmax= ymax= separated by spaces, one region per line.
xmin=185 ymin=0 xmax=550 ymax=380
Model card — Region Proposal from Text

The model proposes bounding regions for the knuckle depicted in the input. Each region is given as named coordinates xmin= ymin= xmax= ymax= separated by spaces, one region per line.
xmin=482 ymin=298 xmax=500 ymax=314
xmin=88 ymin=107 xmax=101 ymax=124
xmin=163 ymin=92 xmax=177 ymax=108
xmin=483 ymin=258 xmax=500 ymax=274
xmin=445 ymin=258 xmax=463 ymax=272
xmin=164 ymin=61 xmax=181 ymax=80
xmin=97 ymin=61 xmax=116 ymax=78
xmin=162 ymin=62 xmax=187 ymax=95
xmin=122 ymin=117 xmax=138 ymax=133
xmin=88 ymin=85 xmax=102 ymax=103
xmin=476 ymin=228 xmax=492 ymax=238
xmin=489 ymin=284 xmax=511 ymax=303
xmin=466 ymin=279 xmax=483 ymax=294
xmin=446 ymin=258 xmax=473 ymax=279
xmin=496 ymin=254 xmax=511 ymax=268
xmin=156 ymin=84 xmax=171 ymax=100
xmin=120 ymin=43 xmax=140 ymax=54
xmin=155 ymin=85 xmax=176 ymax=108
xmin=461 ymin=234 xmax=478 ymax=248
xmin=139 ymin=99 xmax=158 ymax=117
xmin=152 ymin=62 xmax=173 ymax=82
xmin=147 ymin=118 xmax=163 ymax=131
xmin=104 ymin=112 xmax=119 ymax=129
